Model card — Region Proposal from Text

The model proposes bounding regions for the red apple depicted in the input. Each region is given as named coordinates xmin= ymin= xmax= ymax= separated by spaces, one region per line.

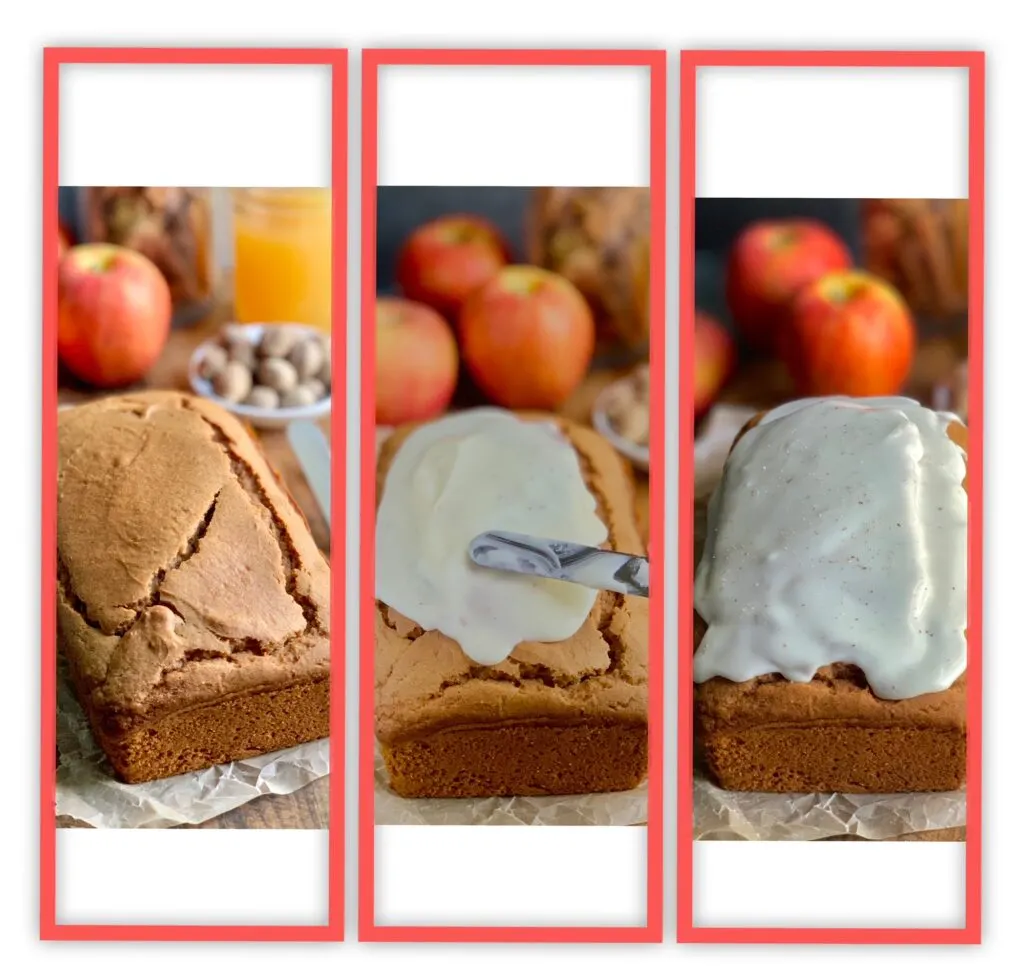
xmin=376 ymin=297 xmax=459 ymax=425
xmin=780 ymin=270 xmax=916 ymax=397
xmin=58 ymin=244 xmax=172 ymax=388
xmin=459 ymin=265 xmax=595 ymax=410
xmin=726 ymin=219 xmax=853 ymax=352
xmin=694 ymin=311 xmax=736 ymax=418
xmin=397 ymin=214 xmax=510 ymax=319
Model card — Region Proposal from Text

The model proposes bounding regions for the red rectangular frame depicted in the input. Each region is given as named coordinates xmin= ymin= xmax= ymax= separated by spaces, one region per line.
xmin=678 ymin=49 xmax=984 ymax=945
xmin=40 ymin=46 xmax=347 ymax=942
xmin=359 ymin=48 xmax=666 ymax=943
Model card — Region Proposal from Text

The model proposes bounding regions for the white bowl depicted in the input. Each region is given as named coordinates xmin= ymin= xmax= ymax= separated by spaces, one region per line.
xmin=592 ymin=377 xmax=650 ymax=472
xmin=188 ymin=323 xmax=332 ymax=430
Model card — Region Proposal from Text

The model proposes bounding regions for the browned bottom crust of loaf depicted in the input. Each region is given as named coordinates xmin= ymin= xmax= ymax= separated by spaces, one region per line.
xmin=695 ymin=653 xmax=967 ymax=795
xmin=85 ymin=677 xmax=329 ymax=785
xmin=700 ymin=724 xmax=965 ymax=794
xmin=383 ymin=721 xmax=647 ymax=799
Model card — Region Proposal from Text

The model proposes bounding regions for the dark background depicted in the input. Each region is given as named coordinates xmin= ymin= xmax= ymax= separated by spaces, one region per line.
xmin=375 ymin=188 xmax=862 ymax=322
xmin=375 ymin=188 xmax=534 ymax=292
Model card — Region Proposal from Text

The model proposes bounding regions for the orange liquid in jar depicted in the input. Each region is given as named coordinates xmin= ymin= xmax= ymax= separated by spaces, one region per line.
xmin=233 ymin=188 xmax=332 ymax=332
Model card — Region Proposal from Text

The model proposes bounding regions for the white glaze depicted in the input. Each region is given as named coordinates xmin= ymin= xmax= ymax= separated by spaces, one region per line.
xmin=693 ymin=396 xmax=968 ymax=700
xmin=376 ymin=409 xmax=607 ymax=666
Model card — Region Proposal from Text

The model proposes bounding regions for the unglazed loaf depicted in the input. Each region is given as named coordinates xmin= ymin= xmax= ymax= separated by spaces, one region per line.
xmin=694 ymin=411 xmax=968 ymax=794
xmin=375 ymin=416 xmax=648 ymax=798
xmin=57 ymin=392 xmax=330 ymax=783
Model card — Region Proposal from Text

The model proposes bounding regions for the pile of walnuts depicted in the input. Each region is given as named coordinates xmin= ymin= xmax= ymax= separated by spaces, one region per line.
xmin=198 ymin=326 xmax=331 ymax=410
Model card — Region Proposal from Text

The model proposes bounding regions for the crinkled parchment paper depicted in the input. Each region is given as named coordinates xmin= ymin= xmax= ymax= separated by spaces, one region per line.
xmin=375 ymin=745 xmax=647 ymax=826
xmin=56 ymin=660 xmax=330 ymax=829
xmin=691 ymin=402 xmax=967 ymax=841
xmin=694 ymin=773 xmax=965 ymax=841
xmin=374 ymin=423 xmax=646 ymax=826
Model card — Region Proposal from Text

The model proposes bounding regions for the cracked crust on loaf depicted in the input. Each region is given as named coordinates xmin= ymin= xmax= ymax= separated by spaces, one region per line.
xmin=57 ymin=391 xmax=330 ymax=783
xmin=694 ymin=408 xmax=968 ymax=794
xmin=375 ymin=415 xmax=649 ymax=798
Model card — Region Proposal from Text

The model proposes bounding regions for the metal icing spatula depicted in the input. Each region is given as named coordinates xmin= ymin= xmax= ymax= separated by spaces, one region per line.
xmin=468 ymin=530 xmax=649 ymax=598
xmin=287 ymin=420 xmax=331 ymax=532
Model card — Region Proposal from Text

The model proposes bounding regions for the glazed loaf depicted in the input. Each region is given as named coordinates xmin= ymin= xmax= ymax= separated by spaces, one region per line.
xmin=57 ymin=392 xmax=330 ymax=783
xmin=694 ymin=411 xmax=968 ymax=795
xmin=375 ymin=416 xmax=648 ymax=799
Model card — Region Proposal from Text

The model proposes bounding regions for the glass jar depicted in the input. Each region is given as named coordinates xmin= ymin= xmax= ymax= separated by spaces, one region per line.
xmin=861 ymin=199 xmax=969 ymax=338
xmin=232 ymin=188 xmax=332 ymax=333
xmin=80 ymin=187 xmax=216 ymax=327
xmin=526 ymin=187 xmax=651 ymax=358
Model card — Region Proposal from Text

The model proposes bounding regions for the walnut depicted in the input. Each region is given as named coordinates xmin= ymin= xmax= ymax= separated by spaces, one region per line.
xmin=197 ymin=344 xmax=228 ymax=380
xmin=226 ymin=338 xmax=256 ymax=371
xmin=257 ymin=357 xmax=299 ymax=394
xmin=288 ymin=337 xmax=325 ymax=381
xmin=259 ymin=326 xmax=302 ymax=359
xmin=212 ymin=361 xmax=253 ymax=403
xmin=304 ymin=378 xmax=327 ymax=402
xmin=281 ymin=384 xmax=318 ymax=408
xmin=243 ymin=386 xmax=280 ymax=409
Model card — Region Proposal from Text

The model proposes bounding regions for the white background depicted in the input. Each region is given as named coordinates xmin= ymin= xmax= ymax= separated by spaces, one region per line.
xmin=58 ymin=831 xmax=330 ymax=925
xmin=4 ymin=1 xmax=1020 ymax=973
xmin=377 ymin=65 xmax=650 ymax=186
xmin=694 ymin=63 xmax=970 ymax=930
xmin=377 ymin=827 xmax=646 ymax=927
xmin=55 ymin=61 xmax=334 ymax=928
xmin=374 ymin=61 xmax=652 ymax=930
xmin=697 ymin=67 xmax=969 ymax=198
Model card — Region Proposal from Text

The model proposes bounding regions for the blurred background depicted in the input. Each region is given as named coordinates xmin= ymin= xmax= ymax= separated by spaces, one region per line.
xmin=376 ymin=190 xmax=863 ymax=308
xmin=56 ymin=185 xmax=969 ymax=531
xmin=377 ymin=188 xmax=534 ymax=293
xmin=373 ymin=186 xmax=656 ymax=543
xmin=695 ymin=199 xmax=860 ymax=325
xmin=56 ymin=186 xmax=335 ymax=552
xmin=376 ymin=189 xmax=967 ymax=335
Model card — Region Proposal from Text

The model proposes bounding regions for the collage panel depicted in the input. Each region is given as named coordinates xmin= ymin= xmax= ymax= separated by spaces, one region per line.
xmin=361 ymin=51 xmax=665 ymax=939
xmin=44 ymin=51 xmax=344 ymax=936
xmin=681 ymin=53 xmax=982 ymax=941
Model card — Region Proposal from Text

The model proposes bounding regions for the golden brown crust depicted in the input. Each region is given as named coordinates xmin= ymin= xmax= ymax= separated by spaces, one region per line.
xmin=375 ymin=413 xmax=648 ymax=797
xmin=694 ymin=403 xmax=968 ymax=793
xmin=57 ymin=391 xmax=331 ymax=782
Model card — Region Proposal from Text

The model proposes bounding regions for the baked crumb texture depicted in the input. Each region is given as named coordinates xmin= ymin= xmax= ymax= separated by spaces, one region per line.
xmin=57 ymin=392 xmax=331 ymax=784
xmin=375 ymin=417 xmax=649 ymax=799
xmin=694 ymin=414 xmax=968 ymax=795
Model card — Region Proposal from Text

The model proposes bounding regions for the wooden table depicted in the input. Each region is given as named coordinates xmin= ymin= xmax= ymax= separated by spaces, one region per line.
xmin=57 ymin=289 xmax=332 ymax=829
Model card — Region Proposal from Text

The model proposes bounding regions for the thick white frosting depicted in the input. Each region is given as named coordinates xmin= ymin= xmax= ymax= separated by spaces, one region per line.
xmin=376 ymin=409 xmax=607 ymax=666
xmin=694 ymin=396 xmax=968 ymax=700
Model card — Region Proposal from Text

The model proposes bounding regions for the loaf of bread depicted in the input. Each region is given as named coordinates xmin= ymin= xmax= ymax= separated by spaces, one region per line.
xmin=694 ymin=407 xmax=968 ymax=794
xmin=375 ymin=416 xmax=648 ymax=798
xmin=57 ymin=392 xmax=330 ymax=784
